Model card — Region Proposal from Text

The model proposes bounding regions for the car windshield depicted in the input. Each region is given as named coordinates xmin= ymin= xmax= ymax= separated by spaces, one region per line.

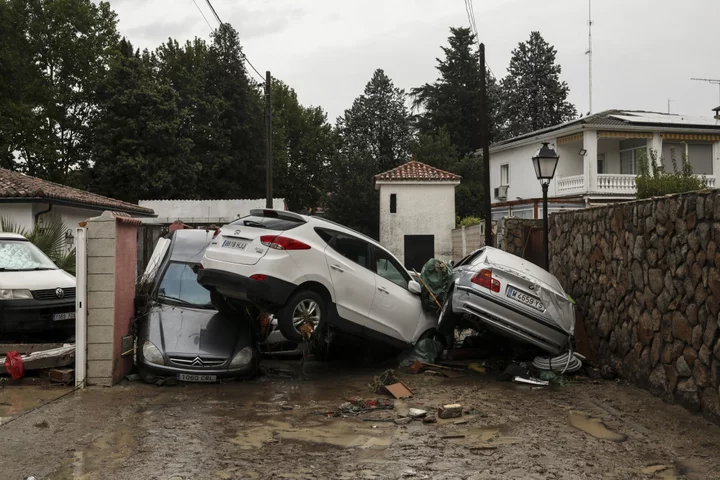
xmin=0 ymin=240 xmax=58 ymax=271
xmin=157 ymin=262 xmax=212 ymax=308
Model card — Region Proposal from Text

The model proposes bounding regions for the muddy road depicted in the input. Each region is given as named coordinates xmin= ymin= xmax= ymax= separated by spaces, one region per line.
xmin=1 ymin=360 xmax=719 ymax=480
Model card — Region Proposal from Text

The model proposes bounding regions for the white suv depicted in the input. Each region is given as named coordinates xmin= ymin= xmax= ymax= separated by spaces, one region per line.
xmin=197 ymin=209 xmax=437 ymax=348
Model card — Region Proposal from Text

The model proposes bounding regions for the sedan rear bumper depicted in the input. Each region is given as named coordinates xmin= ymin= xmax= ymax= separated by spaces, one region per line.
xmin=454 ymin=286 xmax=569 ymax=354
xmin=197 ymin=268 xmax=296 ymax=307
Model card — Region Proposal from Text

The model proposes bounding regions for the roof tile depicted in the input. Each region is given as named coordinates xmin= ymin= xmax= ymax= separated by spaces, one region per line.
xmin=374 ymin=161 xmax=461 ymax=182
xmin=0 ymin=168 xmax=154 ymax=215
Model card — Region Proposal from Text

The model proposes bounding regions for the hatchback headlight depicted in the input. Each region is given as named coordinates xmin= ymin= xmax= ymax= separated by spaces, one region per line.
xmin=142 ymin=341 xmax=165 ymax=365
xmin=0 ymin=289 xmax=33 ymax=300
xmin=230 ymin=347 xmax=254 ymax=367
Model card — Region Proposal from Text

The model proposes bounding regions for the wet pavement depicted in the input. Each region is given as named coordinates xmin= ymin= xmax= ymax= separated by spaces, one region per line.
xmin=1 ymin=360 xmax=720 ymax=480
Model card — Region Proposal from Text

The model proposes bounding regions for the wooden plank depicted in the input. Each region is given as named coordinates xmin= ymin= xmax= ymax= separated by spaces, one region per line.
xmin=0 ymin=343 xmax=65 ymax=355
xmin=0 ymin=345 xmax=75 ymax=375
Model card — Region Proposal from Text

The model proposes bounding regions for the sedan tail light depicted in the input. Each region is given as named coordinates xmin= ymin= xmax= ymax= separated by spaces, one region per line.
xmin=212 ymin=228 xmax=221 ymax=238
xmin=471 ymin=269 xmax=501 ymax=293
xmin=260 ymin=235 xmax=311 ymax=251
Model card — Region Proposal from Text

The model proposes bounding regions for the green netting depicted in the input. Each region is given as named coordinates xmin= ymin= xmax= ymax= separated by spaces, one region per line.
xmin=418 ymin=258 xmax=453 ymax=312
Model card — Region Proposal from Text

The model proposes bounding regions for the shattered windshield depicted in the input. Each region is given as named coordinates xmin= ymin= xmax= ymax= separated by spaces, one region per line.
xmin=157 ymin=262 xmax=212 ymax=308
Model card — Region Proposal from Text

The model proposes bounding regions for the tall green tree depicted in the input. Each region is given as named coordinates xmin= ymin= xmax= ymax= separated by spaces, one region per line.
xmin=1 ymin=0 xmax=120 ymax=183
xmin=200 ymin=23 xmax=265 ymax=199
xmin=327 ymin=69 xmax=413 ymax=238
xmin=411 ymin=27 xmax=502 ymax=157
xmin=270 ymin=78 xmax=335 ymax=212
xmin=500 ymin=31 xmax=577 ymax=139
xmin=90 ymin=39 xmax=193 ymax=202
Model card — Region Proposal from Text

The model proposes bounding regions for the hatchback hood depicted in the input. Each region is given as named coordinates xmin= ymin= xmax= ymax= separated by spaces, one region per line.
xmin=149 ymin=305 xmax=249 ymax=357
xmin=0 ymin=269 xmax=75 ymax=290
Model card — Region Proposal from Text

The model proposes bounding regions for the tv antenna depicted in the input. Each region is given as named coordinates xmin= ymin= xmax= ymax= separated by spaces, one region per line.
xmin=691 ymin=77 xmax=720 ymax=106
xmin=585 ymin=0 xmax=593 ymax=114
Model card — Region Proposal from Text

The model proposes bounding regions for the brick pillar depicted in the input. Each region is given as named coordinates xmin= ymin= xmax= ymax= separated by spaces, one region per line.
xmin=85 ymin=211 xmax=140 ymax=386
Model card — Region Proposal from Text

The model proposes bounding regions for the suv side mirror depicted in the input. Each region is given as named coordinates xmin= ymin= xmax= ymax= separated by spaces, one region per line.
xmin=408 ymin=280 xmax=422 ymax=295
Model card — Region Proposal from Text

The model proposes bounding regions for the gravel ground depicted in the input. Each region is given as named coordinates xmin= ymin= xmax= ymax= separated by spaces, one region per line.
xmin=1 ymin=359 xmax=720 ymax=480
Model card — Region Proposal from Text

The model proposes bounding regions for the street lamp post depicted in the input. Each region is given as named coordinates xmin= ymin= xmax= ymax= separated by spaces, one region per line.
xmin=532 ymin=142 xmax=560 ymax=271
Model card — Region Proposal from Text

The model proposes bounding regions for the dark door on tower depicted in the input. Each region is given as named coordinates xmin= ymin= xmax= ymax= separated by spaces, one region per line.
xmin=404 ymin=235 xmax=434 ymax=272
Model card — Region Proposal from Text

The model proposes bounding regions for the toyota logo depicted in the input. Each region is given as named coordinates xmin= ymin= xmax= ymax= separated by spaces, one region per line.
xmin=55 ymin=288 xmax=65 ymax=298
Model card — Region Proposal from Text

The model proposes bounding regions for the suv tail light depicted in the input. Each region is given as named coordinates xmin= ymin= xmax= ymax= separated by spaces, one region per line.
xmin=471 ymin=269 xmax=500 ymax=293
xmin=260 ymin=235 xmax=311 ymax=251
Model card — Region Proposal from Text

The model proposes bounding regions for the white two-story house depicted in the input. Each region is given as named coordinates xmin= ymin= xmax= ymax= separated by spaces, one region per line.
xmin=489 ymin=109 xmax=720 ymax=220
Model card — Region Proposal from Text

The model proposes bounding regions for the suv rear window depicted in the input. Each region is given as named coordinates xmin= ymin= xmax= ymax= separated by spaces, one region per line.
xmin=230 ymin=215 xmax=303 ymax=231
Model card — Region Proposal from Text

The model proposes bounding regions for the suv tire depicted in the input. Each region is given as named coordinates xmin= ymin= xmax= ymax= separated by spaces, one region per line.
xmin=277 ymin=290 xmax=325 ymax=343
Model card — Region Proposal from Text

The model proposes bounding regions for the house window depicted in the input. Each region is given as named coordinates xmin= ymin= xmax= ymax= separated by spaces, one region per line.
xmin=390 ymin=194 xmax=397 ymax=213
xmin=619 ymin=139 xmax=647 ymax=175
xmin=597 ymin=154 xmax=605 ymax=174
xmin=662 ymin=142 xmax=713 ymax=174
xmin=500 ymin=164 xmax=509 ymax=186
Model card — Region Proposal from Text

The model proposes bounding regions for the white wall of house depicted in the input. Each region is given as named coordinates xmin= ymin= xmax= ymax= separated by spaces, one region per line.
xmin=598 ymin=139 xmax=621 ymax=173
xmin=139 ymin=198 xmax=287 ymax=224
xmin=490 ymin=142 xmax=551 ymax=204
xmin=378 ymin=182 xmax=457 ymax=265
xmin=0 ymin=204 xmax=33 ymax=231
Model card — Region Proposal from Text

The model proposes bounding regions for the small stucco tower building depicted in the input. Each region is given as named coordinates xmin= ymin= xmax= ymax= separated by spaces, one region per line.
xmin=374 ymin=160 xmax=461 ymax=271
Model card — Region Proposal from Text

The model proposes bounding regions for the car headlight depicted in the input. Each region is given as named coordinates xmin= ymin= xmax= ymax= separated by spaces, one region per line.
xmin=0 ymin=289 xmax=33 ymax=300
xmin=229 ymin=346 xmax=254 ymax=367
xmin=142 ymin=341 xmax=165 ymax=365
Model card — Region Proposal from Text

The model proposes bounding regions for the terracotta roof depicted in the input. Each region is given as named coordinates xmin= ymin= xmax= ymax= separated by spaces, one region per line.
xmin=374 ymin=161 xmax=461 ymax=182
xmin=0 ymin=169 xmax=154 ymax=215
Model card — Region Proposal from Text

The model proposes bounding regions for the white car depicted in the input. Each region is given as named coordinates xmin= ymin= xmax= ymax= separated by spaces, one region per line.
xmin=0 ymin=233 xmax=76 ymax=337
xmin=197 ymin=209 xmax=437 ymax=349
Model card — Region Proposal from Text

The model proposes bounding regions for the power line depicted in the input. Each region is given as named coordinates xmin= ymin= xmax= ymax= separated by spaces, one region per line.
xmin=199 ymin=0 xmax=265 ymax=82
xmin=464 ymin=0 xmax=496 ymax=80
xmin=192 ymin=0 xmax=213 ymax=32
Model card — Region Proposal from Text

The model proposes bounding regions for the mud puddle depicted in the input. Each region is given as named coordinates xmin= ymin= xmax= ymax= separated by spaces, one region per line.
xmin=568 ymin=411 xmax=627 ymax=442
xmin=230 ymin=418 xmax=394 ymax=450
xmin=0 ymin=385 xmax=71 ymax=425
xmin=48 ymin=427 xmax=137 ymax=480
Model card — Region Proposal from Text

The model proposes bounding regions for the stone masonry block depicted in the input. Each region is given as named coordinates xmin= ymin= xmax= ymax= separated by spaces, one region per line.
xmin=87 ymin=325 xmax=114 ymax=344
xmin=88 ymin=343 xmax=113 ymax=361
xmin=87 ymin=360 xmax=112 ymax=379
xmin=88 ymin=257 xmax=115 ymax=275
xmin=88 ymin=239 xmax=116 ymax=257
xmin=88 ymin=291 xmax=114 ymax=309
xmin=87 ymin=273 xmax=115 ymax=293
xmin=87 ymin=307 xmax=114 ymax=326
xmin=87 ymin=220 xmax=117 ymax=239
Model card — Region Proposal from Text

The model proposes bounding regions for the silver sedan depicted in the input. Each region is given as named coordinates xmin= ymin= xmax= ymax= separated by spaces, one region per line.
xmin=439 ymin=247 xmax=574 ymax=354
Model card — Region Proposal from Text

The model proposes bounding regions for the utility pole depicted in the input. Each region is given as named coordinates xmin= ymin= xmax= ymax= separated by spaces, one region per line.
xmin=265 ymin=71 xmax=273 ymax=209
xmin=479 ymin=43 xmax=492 ymax=247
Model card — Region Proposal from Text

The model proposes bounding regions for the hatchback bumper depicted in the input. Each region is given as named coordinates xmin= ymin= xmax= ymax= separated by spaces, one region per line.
xmin=453 ymin=286 xmax=569 ymax=354
xmin=197 ymin=267 xmax=296 ymax=307
xmin=138 ymin=359 xmax=256 ymax=379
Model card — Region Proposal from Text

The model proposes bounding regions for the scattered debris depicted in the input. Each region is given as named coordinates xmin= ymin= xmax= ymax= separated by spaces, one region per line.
xmin=513 ymin=376 xmax=549 ymax=386
xmin=499 ymin=363 xmax=530 ymax=381
xmin=33 ymin=421 xmax=49 ymax=428
xmin=0 ymin=344 xmax=74 ymax=376
xmin=49 ymin=368 xmax=74 ymax=384
xmin=408 ymin=408 xmax=427 ymax=419
xmin=398 ymin=339 xmax=444 ymax=367
xmin=394 ymin=417 xmax=412 ymax=425
xmin=4 ymin=350 xmax=24 ymax=380
xmin=454 ymin=419 xmax=468 ymax=425
xmin=441 ymin=434 xmax=465 ymax=439
xmin=383 ymin=382 xmax=413 ymax=399
xmin=568 ymin=411 xmax=627 ymax=442
xmin=422 ymin=416 xmax=437 ymax=424
xmin=468 ymin=363 xmax=487 ymax=374
xmin=641 ymin=465 xmax=669 ymax=475
xmin=125 ymin=373 xmax=141 ymax=382
xmin=281 ymin=404 xmax=295 ymax=411
xmin=333 ymin=398 xmax=395 ymax=417
xmin=438 ymin=404 xmax=463 ymax=419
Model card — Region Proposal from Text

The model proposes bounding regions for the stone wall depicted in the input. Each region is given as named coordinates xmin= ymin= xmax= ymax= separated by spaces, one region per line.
xmin=548 ymin=190 xmax=720 ymax=421
xmin=502 ymin=218 xmax=542 ymax=258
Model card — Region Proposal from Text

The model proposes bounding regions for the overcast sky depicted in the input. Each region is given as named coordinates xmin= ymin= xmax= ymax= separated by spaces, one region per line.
xmin=108 ymin=0 xmax=720 ymax=123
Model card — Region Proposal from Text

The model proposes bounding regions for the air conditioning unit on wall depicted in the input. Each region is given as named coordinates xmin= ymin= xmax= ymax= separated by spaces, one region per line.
xmin=494 ymin=185 xmax=508 ymax=200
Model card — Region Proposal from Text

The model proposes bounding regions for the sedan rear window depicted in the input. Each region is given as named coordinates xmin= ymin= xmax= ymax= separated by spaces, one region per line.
xmin=230 ymin=215 xmax=303 ymax=231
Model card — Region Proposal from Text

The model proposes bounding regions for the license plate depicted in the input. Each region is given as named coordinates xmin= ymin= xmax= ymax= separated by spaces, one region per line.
xmin=507 ymin=287 xmax=544 ymax=312
xmin=222 ymin=239 xmax=248 ymax=250
xmin=177 ymin=373 xmax=217 ymax=383
xmin=52 ymin=312 xmax=76 ymax=321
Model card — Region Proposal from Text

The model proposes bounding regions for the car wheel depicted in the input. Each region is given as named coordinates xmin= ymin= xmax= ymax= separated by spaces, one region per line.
xmin=277 ymin=290 xmax=325 ymax=344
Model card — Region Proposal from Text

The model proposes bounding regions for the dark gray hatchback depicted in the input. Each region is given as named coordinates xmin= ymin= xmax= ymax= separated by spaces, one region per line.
xmin=136 ymin=229 xmax=258 ymax=383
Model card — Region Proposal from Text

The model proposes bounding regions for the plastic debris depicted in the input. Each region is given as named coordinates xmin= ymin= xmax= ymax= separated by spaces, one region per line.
xmin=398 ymin=339 xmax=443 ymax=367
xmin=4 ymin=351 xmax=24 ymax=380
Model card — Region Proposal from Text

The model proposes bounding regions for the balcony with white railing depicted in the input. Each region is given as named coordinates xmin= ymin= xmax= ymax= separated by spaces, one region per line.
xmin=555 ymin=173 xmax=716 ymax=196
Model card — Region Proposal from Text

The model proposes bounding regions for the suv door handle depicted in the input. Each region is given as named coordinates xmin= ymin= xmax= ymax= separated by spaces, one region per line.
xmin=330 ymin=264 xmax=344 ymax=272
xmin=378 ymin=286 xmax=389 ymax=294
